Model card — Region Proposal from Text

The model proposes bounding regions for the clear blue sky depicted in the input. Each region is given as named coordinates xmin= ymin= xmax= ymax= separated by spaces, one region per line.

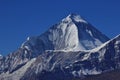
xmin=0 ymin=0 xmax=120 ymax=55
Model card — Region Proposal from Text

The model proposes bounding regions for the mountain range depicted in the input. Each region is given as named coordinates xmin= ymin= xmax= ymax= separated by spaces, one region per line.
xmin=0 ymin=13 xmax=119 ymax=80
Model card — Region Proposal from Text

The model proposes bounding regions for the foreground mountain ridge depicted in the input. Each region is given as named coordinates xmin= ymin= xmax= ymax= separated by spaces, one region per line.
xmin=0 ymin=14 xmax=119 ymax=80
xmin=21 ymin=34 xmax=120 ymax=80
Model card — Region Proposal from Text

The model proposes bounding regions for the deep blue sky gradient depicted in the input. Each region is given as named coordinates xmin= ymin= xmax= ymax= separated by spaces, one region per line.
xmin=0 ymin=0 xmax=120 ymax=55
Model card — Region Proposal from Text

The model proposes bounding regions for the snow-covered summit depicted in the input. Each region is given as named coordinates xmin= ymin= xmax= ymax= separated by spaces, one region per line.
xmin=21 ymin=14 xmax=109 ymax=55
xmin=0 ymin=14 xmax=119 ymax=80
xmin=62 ymin=13 xmax=87 ymax=23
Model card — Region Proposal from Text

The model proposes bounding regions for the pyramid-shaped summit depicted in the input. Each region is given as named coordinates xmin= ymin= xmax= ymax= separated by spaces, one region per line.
xmin=22 ymin=13 xmax=109 ymax=54
xmin=0 ymin=14 xmax=118 ymax=80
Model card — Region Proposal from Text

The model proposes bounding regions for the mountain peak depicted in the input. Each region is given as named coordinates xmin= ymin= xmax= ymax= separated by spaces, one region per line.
xmin=0 ymin=14 xmax=114 ymax=80
xmin=68 ymin=13 xmax=82 ymax=18
xmin=21 ymin=14 xmax=109 ymax=53
xmin=63 ymin=13 xmax=87 ymax=23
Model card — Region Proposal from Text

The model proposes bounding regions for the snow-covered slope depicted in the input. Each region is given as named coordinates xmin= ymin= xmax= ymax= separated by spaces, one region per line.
xmin=21 ymin=13 xmax=109 ymax=55
xmin=21 ymin=34 xmax=120 ymax=80
xmin=0 ymin=13 xmax=113 ymax=80
xmin=0 ymin=58 xmax=36 ymax=80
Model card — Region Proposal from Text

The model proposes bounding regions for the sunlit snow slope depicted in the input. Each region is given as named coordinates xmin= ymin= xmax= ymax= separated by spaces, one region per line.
xmin=22 ymin=13 xmax=109 ymax=54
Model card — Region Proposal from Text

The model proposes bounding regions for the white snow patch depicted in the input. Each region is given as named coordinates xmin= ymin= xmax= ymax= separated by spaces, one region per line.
xmin=115 ymin=40 xmax=120 ymax=45
xmin=65 ymin=14 xmax=88 ymax=23
xmin=72 ymin=71 xmax=78 ymax=77
xmin=24 ymin=46 xmax=30 ymax=50
xmin=24 ymin=50 xmax=28 ymax=54
xmin=81 ymin=68 xmax=101 ymax=75
xmin=86 ymin=29 xmax=93 ymax=37
xmin=65 ymin=66 xmax=70 ymax=69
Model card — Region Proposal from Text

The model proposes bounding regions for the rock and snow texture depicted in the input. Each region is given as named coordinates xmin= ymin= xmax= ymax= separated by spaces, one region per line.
xmin=21 ymin=34 xmax=120 ymax=80
xmin=21 ymin=13 xmax=109 ymax=54
xmin=0 ymin=13 xmax=118 ymax=80
xmin=0 ymin=58 xmax=36 ymax=80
